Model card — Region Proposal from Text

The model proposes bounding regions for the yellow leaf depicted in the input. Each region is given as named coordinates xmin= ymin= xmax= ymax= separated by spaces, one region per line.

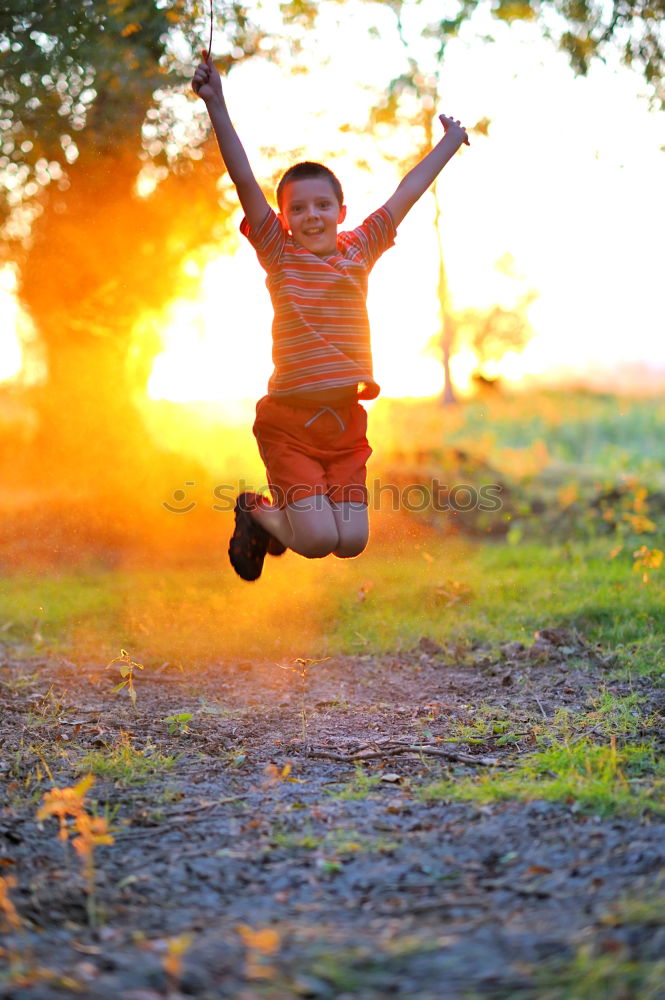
xmin=74 ymin=774 xmax=96 ymax=799
xmin=121 ymin=23 xmax=141 ymax=36
xmin=557 ymin=484 xmax=579 ymax=508
xmin=493 ymin=0 xmax=537 ymax=21
xmin=0 ymin=875 xmax=22 ymax=931
xmin=623 ymin=513 xmax=656 ymax=534
xmin=236 ymin=924 xmax=280 ymax=954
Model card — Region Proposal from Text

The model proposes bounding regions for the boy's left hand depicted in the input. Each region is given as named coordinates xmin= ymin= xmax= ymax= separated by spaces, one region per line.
xmin=439 ymin=115 xmax=470 ymax=147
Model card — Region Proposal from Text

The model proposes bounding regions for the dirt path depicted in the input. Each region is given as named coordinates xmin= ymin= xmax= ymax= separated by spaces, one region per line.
xmin=1 ymin=636 xmax=664 ymax=999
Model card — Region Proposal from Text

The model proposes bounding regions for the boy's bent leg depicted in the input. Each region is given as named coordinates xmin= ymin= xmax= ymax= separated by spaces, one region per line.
xmin=252 ymin=496 xmax=340 ymax=559
xmin=250 ymin=501 xmax=292 ymax=549
xmin=330 ymin=502 xmax=369 ymax=558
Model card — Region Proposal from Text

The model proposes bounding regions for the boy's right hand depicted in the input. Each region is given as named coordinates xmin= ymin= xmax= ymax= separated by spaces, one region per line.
xmin=192 ymin=50 xmax=223 ymax=103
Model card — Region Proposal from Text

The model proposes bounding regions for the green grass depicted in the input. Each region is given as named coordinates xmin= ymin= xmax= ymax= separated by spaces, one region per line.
xmin=392 ymin=391 xmax=665 ymax=480
xmin=327 ymin=764 xmax=383 ymax=800
xmin=535 ymin=951 xmax=665 ymax=1000
xmin=270 ymin=822 xmax=397 ymax=859
xmin=418 ymin=738 xmax=665 ymax=817
xmin=0 ymin=533 xmax=663 ymax=663
xmin=327 ymin=537 xmax=665 ymax=654
xmin=75 ymin=734 xmax=177 ymax=785
xmin=0 ymin=573 xmax=125 ymax=647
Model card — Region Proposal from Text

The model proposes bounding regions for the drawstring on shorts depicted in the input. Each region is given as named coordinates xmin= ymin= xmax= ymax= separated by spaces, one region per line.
xmin=303 ymin=406 xmax=347 ymax=432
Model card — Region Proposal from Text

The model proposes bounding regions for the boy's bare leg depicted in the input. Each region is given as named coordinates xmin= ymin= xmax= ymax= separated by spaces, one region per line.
xmin=330 ymin=502 xmax=369 ymax=558
xmin=251 ymin=497 xmax=340 ymax=559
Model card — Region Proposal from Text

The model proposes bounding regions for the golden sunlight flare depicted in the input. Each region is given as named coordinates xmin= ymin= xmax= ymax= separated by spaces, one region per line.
xmin=146 ymin=240 xmax=460 ymax=406
xmin=146 ymin=249 xmax=273 ymax=405
xmin=143 ymin=241 xmax=547 ymax=406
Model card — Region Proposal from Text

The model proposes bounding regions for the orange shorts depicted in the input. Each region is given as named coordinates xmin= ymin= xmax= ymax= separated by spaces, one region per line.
xmin=253 ymin=395 xmax=372 ymax=507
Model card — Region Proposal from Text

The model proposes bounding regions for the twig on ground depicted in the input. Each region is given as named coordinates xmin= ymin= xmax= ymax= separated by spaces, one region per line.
xmin=534 ymin=696 xmax=548 ymax=720
xmin=376 ymin=897 xmax=484 ymax=917
xmin=305 ymin=742 xmax=505 ymax=767
xmin=114 ymin=796 xmax=247 ymax=841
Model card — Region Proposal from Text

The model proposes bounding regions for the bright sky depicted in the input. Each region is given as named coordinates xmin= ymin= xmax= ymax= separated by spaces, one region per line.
xmin=2 ymin=3 xmax=664 ymax=397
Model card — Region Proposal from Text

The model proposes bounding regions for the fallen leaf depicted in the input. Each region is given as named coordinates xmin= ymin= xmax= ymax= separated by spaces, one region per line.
xmin=418 ymin=636 xmax=445 ymax=656
xmin=236 ymin=925 xmax=280 ymax=954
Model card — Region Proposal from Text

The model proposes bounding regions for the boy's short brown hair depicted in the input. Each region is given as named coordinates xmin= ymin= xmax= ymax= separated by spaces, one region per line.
xmin=276 ymin=162 xmax=344 ymax=211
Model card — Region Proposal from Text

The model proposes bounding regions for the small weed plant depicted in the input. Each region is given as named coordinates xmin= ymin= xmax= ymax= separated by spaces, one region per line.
xmin=276 ymin=656 xmax=329 ymax=741
xmin=162 ymin=933 xmax=194 ymax=992
xmin=36 ymin=774 xmax=114 ymax=927
xmin=107 ymin=648 xmax=144 ymax=709
xmin=0 ymin=875 xmax=24 ymax=978
xmin=163 ymin=712 xmax=193 ymax=736
xmin=236 ymin=924 xmax=281 ymax=980
xmin=329 ymin=764 xmax=382 ymax=800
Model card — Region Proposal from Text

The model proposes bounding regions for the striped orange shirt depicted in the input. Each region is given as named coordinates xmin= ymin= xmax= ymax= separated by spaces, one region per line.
xmin=240 ymin=206 xmax=396 ymax=400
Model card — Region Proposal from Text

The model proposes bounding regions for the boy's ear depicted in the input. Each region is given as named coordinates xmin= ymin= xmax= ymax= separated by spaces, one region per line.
xmin=338 ymin=205 xmax=347 ymax=224
xmin=277 ymin=212 xmax=290 ymax=232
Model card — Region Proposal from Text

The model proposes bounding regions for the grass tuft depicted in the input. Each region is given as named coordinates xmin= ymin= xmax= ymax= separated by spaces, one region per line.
xmin=75 ymin=734 xmax=177 ymax=785
xmin=418 ymin=738 xmax=665 ymax=816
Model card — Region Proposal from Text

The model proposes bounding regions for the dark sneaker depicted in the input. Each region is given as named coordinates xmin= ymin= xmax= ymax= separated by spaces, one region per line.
xmin=267 ymin=536 xmax=287 ymax=556
xmin=228 ymin=492 xmax=270 ymax=581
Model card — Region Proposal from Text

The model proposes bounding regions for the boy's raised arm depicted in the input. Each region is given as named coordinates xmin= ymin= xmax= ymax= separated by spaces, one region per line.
xmin=192 ymin=52 xmax=270 ymax=231
xmin=383 ymin=115 xmax=469 ymax=229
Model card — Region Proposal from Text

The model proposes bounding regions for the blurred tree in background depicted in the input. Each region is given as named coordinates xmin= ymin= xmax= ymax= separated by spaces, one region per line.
xmin=359 ymin=0 xmax=662 ymax=401
xmin=0 ymin=1 xmax=270 ymax=502
xmin=457 ymin=299 xmax=535 ymax=377
xmin=364 ymin=0 xmax=664 ymax=107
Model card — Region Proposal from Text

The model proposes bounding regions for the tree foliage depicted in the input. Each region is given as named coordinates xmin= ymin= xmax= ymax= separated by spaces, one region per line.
xmin=1 ymin=0 xmax=169 ymax=232
xmin=0 ymin=1 xmax=270 ymax=239
xmin=272 ymin=0 xmax=664 ymax=105
xmin=370 ymin=0 xmax=665 ymax=107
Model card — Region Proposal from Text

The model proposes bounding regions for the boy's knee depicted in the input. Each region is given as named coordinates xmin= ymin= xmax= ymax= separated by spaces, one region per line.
xmin=334 ymin=530 xmax=369 ymax=559
xmin=297 ymin=527 xmax=339 ymax=559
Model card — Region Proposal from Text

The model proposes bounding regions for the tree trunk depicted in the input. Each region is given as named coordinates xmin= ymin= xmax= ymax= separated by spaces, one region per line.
xmin=433 ymin=187 xmax=457 ymax=406
xmin=441 ymin=313 xmax=457 ymax=406
xmin=13 ymin=143 xmax=223 ymax=500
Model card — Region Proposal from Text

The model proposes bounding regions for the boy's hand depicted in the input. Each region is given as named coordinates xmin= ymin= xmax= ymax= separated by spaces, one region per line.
xmin=192 ymin=50 xmax=223 ymax=104
xmin=439 ymin=114 xmax=470 ymax=147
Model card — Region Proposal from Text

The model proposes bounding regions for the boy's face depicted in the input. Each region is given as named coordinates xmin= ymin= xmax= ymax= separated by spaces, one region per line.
xmin=278 ymin=177 xmax=346 ymax=256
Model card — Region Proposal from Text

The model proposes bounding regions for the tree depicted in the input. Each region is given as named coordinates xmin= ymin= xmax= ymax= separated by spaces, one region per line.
xmin=456 ymin=298 xmax=536 ymax=378
xmin=365 ymin=0 xmax=665 ymax=108
xmin=360 ymin=0 xmax=662 ymax=401
xmin=368 ymin=45 xmax=488 ymax=404
xmin=0 ymin=1 xmax=268 ymax=502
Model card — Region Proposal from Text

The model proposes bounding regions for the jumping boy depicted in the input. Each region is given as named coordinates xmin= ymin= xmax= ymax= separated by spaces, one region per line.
xmin=192 ymin=52 xmax=469 ymax=581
